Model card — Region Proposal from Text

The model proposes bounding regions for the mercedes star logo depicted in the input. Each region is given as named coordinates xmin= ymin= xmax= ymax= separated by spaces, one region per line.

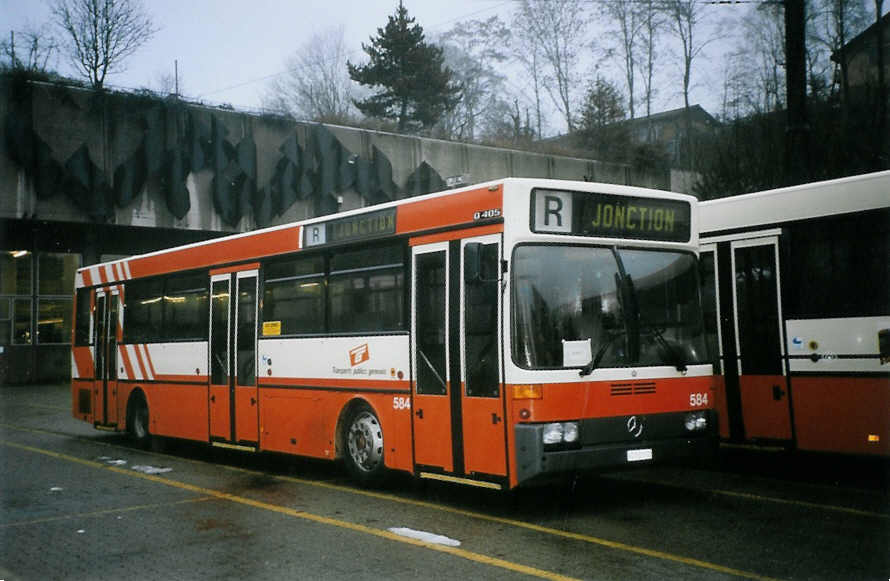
xmin=627 ymin=415 xmax=644 ymax=438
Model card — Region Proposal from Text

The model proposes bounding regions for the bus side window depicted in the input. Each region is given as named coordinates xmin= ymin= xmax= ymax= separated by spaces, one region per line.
xmin=74 ymin=288 xmax=91 ymax=346
xmin=123 ymin=279 xmax=163 ymax=343
xmin=465 ymin=243 xmax=499 ymax=398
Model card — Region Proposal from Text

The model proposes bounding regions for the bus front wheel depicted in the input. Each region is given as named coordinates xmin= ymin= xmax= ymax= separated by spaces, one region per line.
xmin=343 ymin=403 xmax=385 ymax=485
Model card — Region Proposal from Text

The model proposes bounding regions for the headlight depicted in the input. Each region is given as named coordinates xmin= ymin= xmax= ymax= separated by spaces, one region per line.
xmin=562 ymin=421 xmax=580 ymax=443
xmin=684 ymin=411 xmax=708 ymax=432
xmin=542 ymin=423 xmax=564 ymax=445
xmin=542 ymin=421 xmax=580 ymax=446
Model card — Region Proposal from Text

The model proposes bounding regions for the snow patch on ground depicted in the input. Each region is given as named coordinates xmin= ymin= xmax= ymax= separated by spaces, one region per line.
xmin=131 ymin=465 xmax=172 ymax=474
xmin=387 ymin=527 xmax=461 ymax=547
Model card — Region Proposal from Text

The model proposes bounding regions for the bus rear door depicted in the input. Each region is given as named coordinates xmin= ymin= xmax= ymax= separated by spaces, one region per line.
xmin=93 ymin=288 xmax=120 ymax=427
xmin=209 ymin=266 xmax=259 ymax=449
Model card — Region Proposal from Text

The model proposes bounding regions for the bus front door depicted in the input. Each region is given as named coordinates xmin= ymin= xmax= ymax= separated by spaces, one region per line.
xmin=209 ymin=268 xmax=259 ymax=449
xmin=93 ymin=289 xmax=120 ymax=427
xmin=411 ymin=243 xmax=454 ymax=472
xmin=411 ymin=235 xmax=507 ymax=486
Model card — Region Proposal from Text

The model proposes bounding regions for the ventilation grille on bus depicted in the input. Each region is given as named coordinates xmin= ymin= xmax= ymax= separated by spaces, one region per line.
xmin=610 ymin=382 xmax=656 ymax=396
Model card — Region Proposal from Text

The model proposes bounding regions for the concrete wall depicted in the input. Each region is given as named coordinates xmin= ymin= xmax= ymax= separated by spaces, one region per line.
xmin=2 ymin=78 xmax=669 ymax=235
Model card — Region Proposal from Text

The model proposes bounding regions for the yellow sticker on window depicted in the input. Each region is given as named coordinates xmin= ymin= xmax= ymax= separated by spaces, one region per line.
xmin=263 ymin=321 xmax=281 ymax=336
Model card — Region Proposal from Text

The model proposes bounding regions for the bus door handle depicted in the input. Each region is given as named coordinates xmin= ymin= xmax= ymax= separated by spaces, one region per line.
xmin=772 ymin=385 xmax=785 ymax=401
xmin=415 ymin=409 xmax=423 ymax=419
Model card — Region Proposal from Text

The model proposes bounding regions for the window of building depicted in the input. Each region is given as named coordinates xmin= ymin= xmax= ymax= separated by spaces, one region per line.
xmin=0 ymin=299 xmax=10 ymax=346
xmin=38 ymin=299 xmax=72 ymax=344
xmin=39 ymin=254 xmax=79 ymax=295
xmin=1 ymin=251 xmax=32 ymax=295
xmin=1 ymin=252 xmax=33 ymax=344
xmin=13 ymin=299 xmax=31 ymax=344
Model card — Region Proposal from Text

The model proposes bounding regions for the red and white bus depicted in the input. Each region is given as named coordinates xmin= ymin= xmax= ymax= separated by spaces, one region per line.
xmin=699 ymin=171 xmax=890 ymax=457
xmin=72 ymin=178 xmax=717 ymax=489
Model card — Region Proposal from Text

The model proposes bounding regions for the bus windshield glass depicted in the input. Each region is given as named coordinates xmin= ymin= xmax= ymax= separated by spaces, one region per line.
xmin=512 ymin=245 xmax=708 ymax=370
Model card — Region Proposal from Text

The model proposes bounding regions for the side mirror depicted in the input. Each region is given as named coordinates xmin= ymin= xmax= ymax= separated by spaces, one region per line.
xmin=880 ymin=329 xmax=889 ymax=365
xmin=464 ymin=242 xmax=482 ymax=283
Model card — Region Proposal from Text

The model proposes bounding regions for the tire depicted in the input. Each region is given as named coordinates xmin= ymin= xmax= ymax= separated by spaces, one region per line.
xmin=343 ymin=403 xmax=386 ymax=485
xmin=127 ymin=394 xmax=151 ymax=449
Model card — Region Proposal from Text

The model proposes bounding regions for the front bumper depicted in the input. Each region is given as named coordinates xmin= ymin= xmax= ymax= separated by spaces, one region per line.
xmin=514 ymin=410 xmax=718 ymax=486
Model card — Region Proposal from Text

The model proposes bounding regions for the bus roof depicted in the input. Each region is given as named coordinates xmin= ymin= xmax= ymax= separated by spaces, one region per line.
xmin=700 ymin=170 xmax=890 ymax=234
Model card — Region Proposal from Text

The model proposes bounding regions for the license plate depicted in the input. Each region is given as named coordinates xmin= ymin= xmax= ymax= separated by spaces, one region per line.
xmin=627 ymin=448 xmax=653 ymax=462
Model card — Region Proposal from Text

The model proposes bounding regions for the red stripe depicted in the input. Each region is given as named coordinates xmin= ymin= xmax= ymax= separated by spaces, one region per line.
xmin=143 ymin=345 xmax=158 ymax=378
xmin=119 ymin=345 xmax=136 ymax=381
xmin=154 ymin=374 xmax=209 ymax=383
xmin=132 ymin=345 xmax=149 ymax=380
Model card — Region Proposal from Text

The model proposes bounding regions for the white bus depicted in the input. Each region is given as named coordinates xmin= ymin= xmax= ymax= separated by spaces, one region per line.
xmin=700 ymin=171 xmax=890 ymax=457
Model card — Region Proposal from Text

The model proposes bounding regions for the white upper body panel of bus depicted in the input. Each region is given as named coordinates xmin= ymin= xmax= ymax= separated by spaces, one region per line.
xmin=700 ymin=170 xmax=890 ymax=235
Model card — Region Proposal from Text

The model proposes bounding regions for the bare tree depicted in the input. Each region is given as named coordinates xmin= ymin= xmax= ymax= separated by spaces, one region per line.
xmin=50 ymin=0 xmax=157 ymax=89
xmin=661 ymin=0 xmax=713 ymax=168
xmin=511 ymin=19 xmax=546 ymax=138
xmin=638 ymin=0 xmax=664 ymax=140
xmin=810 ymin=0 xmax=869 ymax=105
xmin=746 ymin=2 xmax=787 ymax=114
xmin=2 ymin=26 xmax=59 ymax=73
xmin=265 ymin=26 xmax=356 ymax=123
xmin=153 ymin=64 xmax=184 ymax=97
xmin=513 ymin=0 xmax=588 ymax=133
xmin=602 ymin=0 xmax=643 ymax=120
xmin=438 ymin=16 xmax=511 ymax=141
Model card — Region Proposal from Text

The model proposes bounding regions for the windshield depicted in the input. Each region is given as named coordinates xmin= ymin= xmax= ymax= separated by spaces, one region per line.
xmin=512 ymin=245 xmax=708 ymax=370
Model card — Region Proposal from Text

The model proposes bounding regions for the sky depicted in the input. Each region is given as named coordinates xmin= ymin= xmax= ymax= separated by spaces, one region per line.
xmin=2 ymin=0 xmax=519 ymax=110
xmin=3 ymin=0 xmax=886 ymax=136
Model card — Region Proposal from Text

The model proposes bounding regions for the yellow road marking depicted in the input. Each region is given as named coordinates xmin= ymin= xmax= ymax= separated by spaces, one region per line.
xmin=267 ymin=472 xmax=786 ymax=581
xmin=1 ymin=440 xmax=576 ymax=581
xmin=1 ymin=497 xmax=215 ymax=528
xmin=1 ymin=424 xmax=799 ymax=580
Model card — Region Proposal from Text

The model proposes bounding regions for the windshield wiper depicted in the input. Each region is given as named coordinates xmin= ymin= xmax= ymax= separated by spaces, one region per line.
xmin=579 ymin=330 xmax=621 ymax=377
xmin=645 ymin=324 xmax=688 ymax=373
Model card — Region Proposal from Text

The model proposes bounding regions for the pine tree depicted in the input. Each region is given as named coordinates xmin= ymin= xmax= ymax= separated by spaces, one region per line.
xmin=347 ymin=3 xmax=461 ymax=132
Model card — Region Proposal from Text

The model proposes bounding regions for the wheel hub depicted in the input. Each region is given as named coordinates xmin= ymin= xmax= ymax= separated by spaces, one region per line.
xmin=347 ymin=412 xmax=383 ymax=472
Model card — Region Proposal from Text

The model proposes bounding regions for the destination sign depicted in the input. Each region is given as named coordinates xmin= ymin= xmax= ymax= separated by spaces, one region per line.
xmin=532 ymin=189 xmax=691 ymax=242
xmin=303 ymin=208 xmax=396 ymax=247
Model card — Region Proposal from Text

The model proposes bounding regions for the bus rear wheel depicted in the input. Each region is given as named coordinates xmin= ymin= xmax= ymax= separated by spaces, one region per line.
xmin=343 ymin=403 xmax=385 ymax=485
xmin=127 ymin=394 xmax=151 ymax=449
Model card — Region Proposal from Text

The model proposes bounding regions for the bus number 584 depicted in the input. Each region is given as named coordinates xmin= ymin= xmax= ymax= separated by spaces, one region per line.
xmin=393 ymin=397 xmax=411 ymax=410
xmin=689 ymin=393 xmax=709 ymax=407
